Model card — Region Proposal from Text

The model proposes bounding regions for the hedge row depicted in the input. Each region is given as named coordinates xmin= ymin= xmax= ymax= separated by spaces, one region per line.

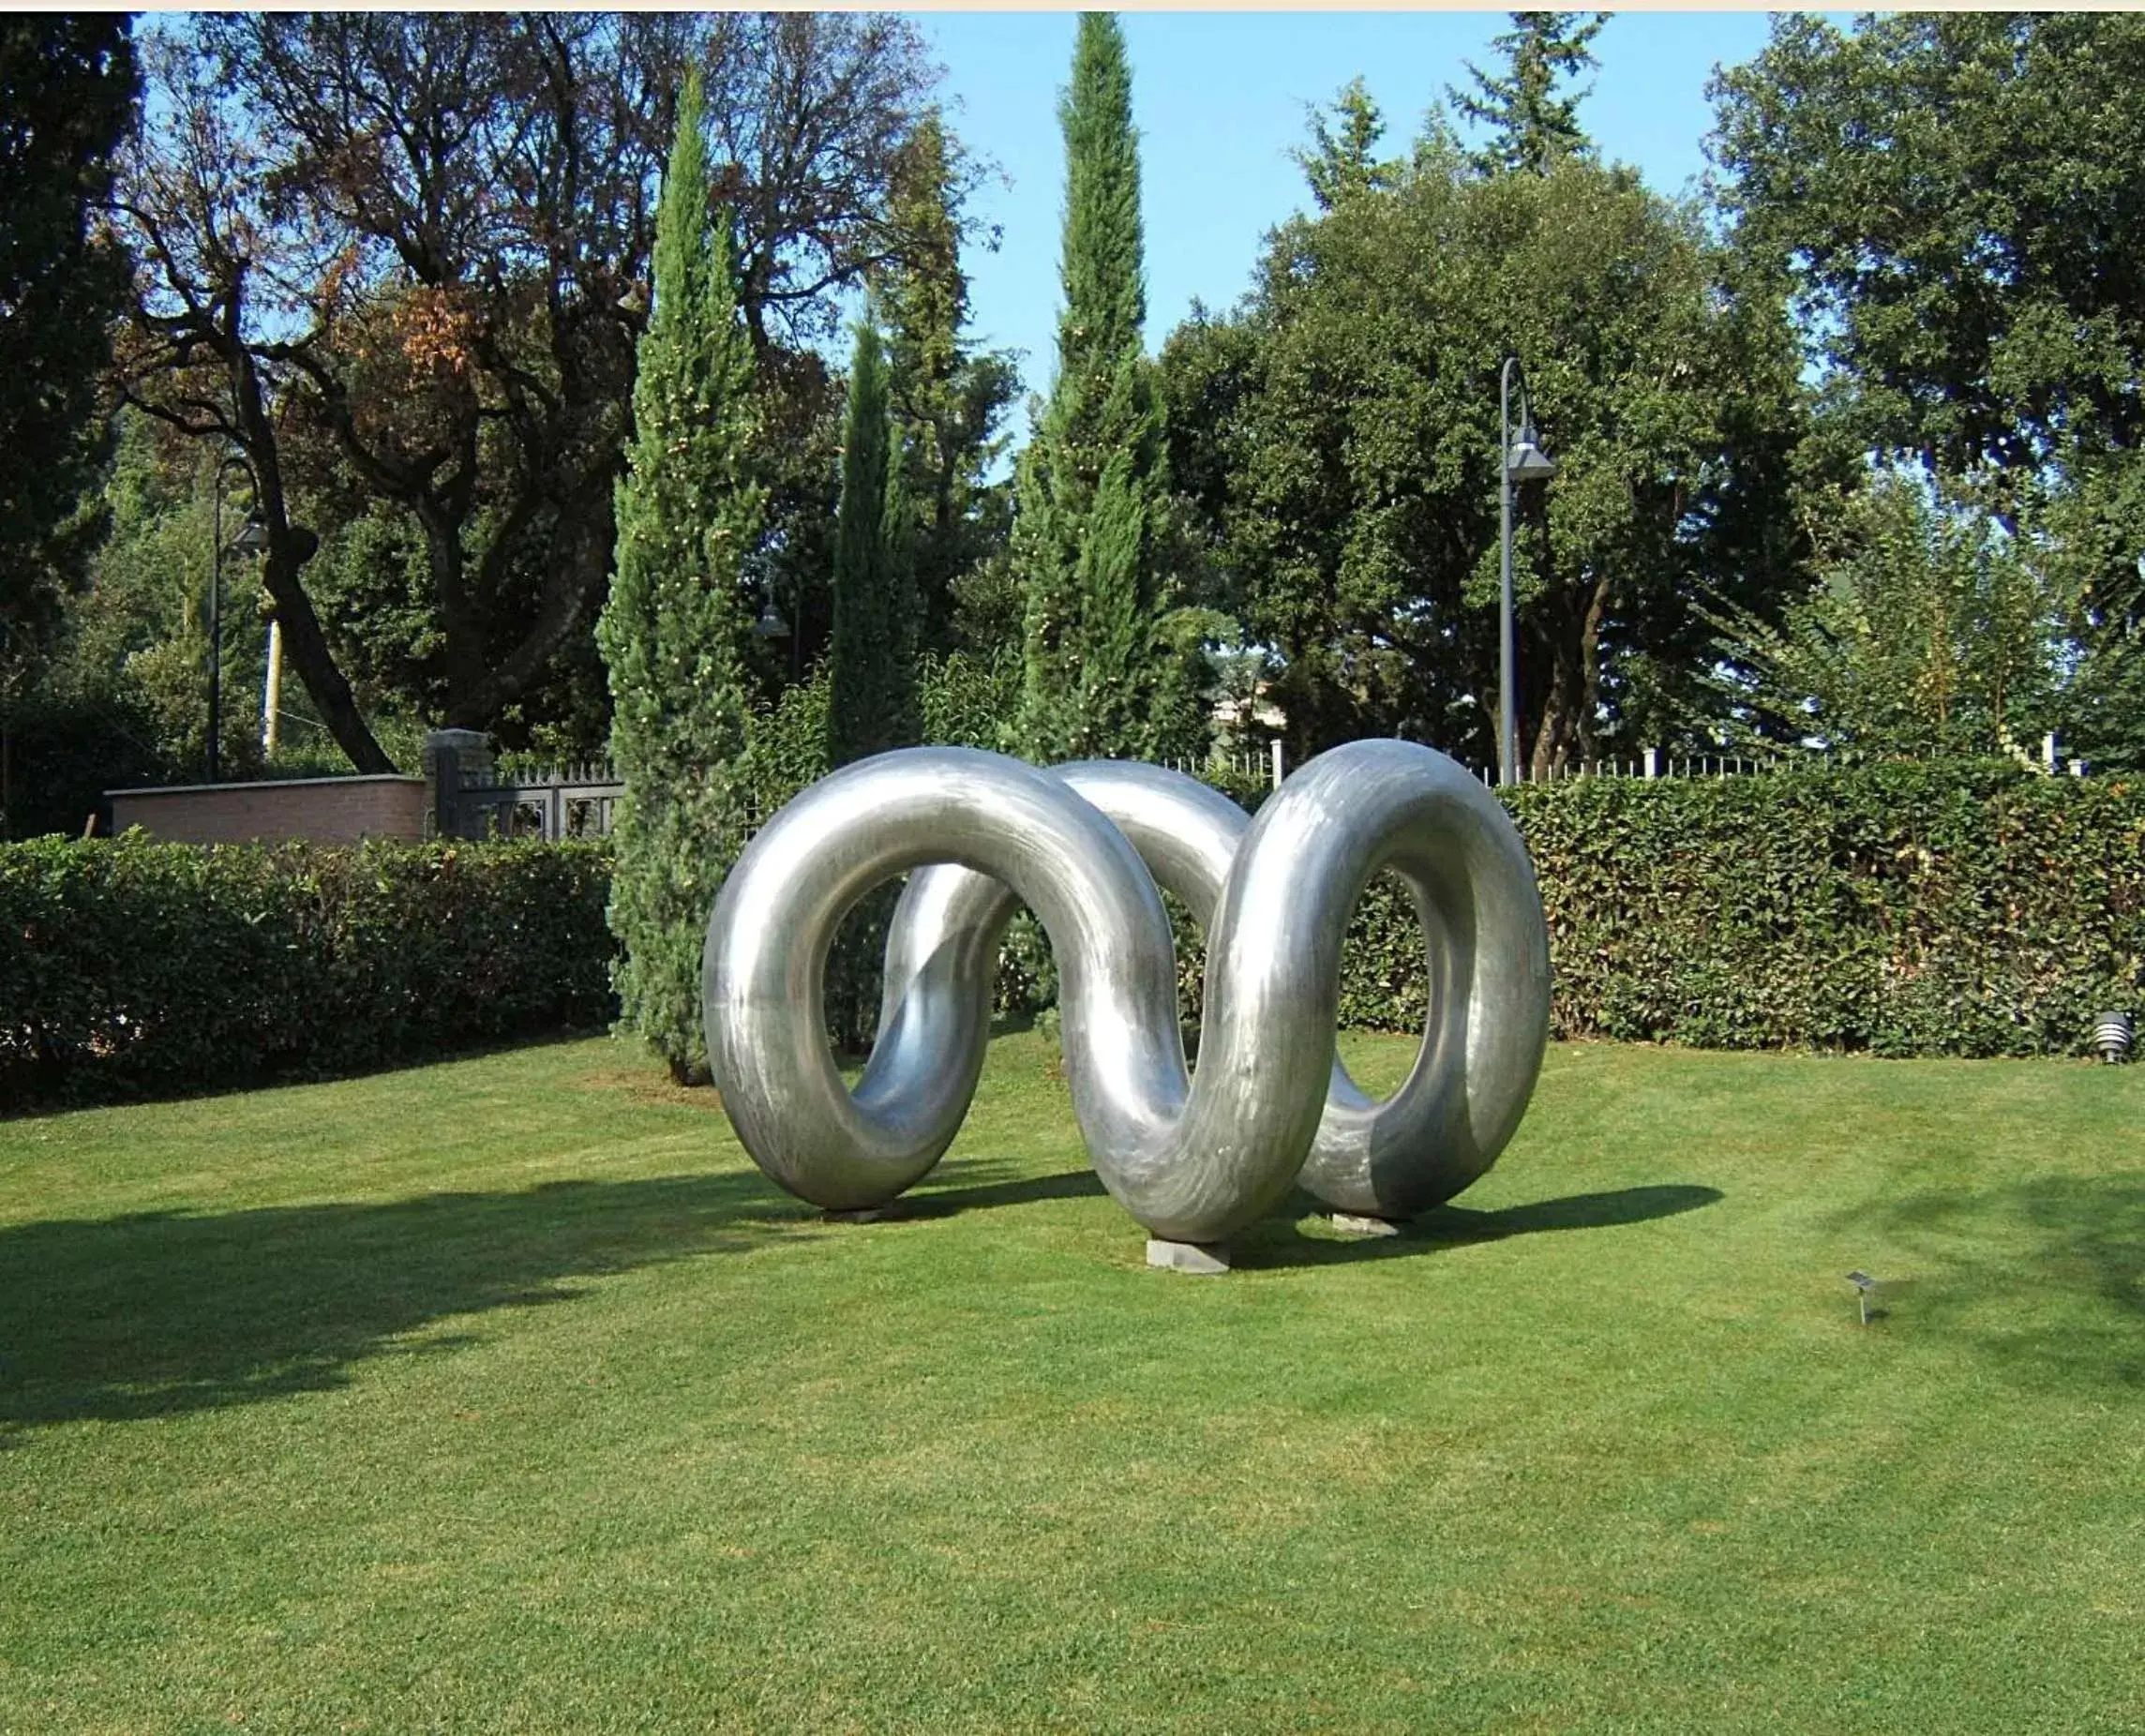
xmin=9 ymin=758 xmax=2138 ymax=1114
xmin=2 ymin=836 xmax=615 ymax=1109
xmin=979 ymin=756 xmax=2144 ymax=1061
xmin=1315 ymin=758 xmax=2143 ymax=1057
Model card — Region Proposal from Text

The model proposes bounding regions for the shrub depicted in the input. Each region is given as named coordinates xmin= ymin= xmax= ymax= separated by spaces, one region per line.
xmin=1156 ymin=758 xmax=2144 ymax=1058
xmin=1 ymin=686 xmax=174 ymax=839
xmin=1 ymin=834 xmax=614 ymax=1109
xmin=33 ymin=756 xmax=2125 ymax=1117
xmin=1499 ymin=758 xmax=2145 ymax=1056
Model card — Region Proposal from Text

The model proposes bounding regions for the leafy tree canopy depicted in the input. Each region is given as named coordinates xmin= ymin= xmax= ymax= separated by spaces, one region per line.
xmin=1712 ymin=13 xmax=2145 ymax=480
xmin=1707 ymin=469 xmax=2081 ymax=760
xmin=1710 ymin=11 xmax=2145 ymax=772
xmin=112 ymin=11 xmax=952 ymax=768
xmin=1162 ymin=134 xmax=1818 ymax=772
xmin=0 ymin=15 xmax=138 ymax=671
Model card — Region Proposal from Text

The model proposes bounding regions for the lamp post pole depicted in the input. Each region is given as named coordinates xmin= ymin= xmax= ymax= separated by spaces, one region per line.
xmin=209 ymin=464 xmax=229 ymax=782
xmin=1497 ymin=357 xmax=1556 ymax=787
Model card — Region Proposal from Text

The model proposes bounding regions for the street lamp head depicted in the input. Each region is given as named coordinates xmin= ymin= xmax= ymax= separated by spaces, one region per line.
xmin=229 ymin=517 xmax=271 ymax=557
xmin=751 ymin=599 xmax=790 ymax=639
xmin=1505 ymin=430 xmax=1557 ymax=484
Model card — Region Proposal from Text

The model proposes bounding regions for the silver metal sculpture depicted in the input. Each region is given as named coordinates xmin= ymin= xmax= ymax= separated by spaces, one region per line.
xmin=701 ymin=741 xmax=1551 ymax=1249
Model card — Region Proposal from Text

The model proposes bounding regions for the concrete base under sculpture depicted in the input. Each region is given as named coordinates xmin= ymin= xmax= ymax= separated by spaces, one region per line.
xmin=1147 ymin=1238 xmax=1231 ymax=1275
xmin=702 ymin=741 xmax=1552 ymax=1260
xmin=1329 ymin=1213 xmax=1403 ymax=1237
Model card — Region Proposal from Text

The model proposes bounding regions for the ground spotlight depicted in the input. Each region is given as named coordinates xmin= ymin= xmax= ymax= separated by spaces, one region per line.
xmin=2091 ymin=1010 xmax=2134 ymax=1064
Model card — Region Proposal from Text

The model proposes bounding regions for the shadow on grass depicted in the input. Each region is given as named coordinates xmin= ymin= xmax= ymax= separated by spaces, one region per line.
xmin=902 ymin=1164 xmax=1109 ymax=1217
xmin=1238 ymin=1184 xmax=1726 ymax=1268
xmin=4 ymin=1026 xmax=617 ymax=1124
xmin=0 ymin=1169 xmax=806 ymax=1443
xmin=899 ymin=1160 xmax=1721 ymax=1268
xmin=1845 ymin=1175 xmax=2145 ymax=1389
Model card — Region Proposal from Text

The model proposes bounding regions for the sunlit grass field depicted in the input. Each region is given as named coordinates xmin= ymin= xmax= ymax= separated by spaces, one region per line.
xmin=2 ymin=1029 xmax=2139 ymax=1733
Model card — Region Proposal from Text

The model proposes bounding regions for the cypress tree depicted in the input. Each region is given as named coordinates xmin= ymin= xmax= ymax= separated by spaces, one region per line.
xmin=826 ymin=322 xmax=918 ymax=767
xmin=821 ymin=321 xmax=920 ymax=1055
xmin=874 ymin=112 xmax=1021 ymax=658
xmin=879 ymin=452 xmax=917 ymax=698
xmin=596 ymin=70 xmax=764 ymax=1083
xmin=1013 ymin=11 xmax=1201 ymax=764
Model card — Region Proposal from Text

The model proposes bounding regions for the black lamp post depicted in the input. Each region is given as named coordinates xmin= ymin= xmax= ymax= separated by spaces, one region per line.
xmin=1498 ymin=357 xmax=1557 ymax=786
xmin=207 ymin=457 xmax=267 ymax=783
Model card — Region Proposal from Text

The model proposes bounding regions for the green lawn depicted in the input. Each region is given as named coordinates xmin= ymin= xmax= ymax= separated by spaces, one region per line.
xmin=1 ymin=1030 xmax=2139 ymax=1733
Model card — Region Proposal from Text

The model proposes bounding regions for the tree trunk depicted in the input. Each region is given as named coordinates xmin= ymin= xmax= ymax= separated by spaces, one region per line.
xmin=1576 ymin=568 xmax=1612 ymax=766
xmin=419 ymin=501 xmax=493 ymax=718
xmin=443 ymin=480 xmax=615 ymax=728
xmin=1527 ymin=566 xmax=1613 ymax=780
xmin=227 ymin=336 xmax=395 ymax=775
xmin=1528 ymin=607 xmax=1581 ymax=779
xmin=257 ymin=537 xmax=396 ymax=774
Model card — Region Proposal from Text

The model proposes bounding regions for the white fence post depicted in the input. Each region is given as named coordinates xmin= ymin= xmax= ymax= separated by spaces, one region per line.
xmin=1642 ymin=747 xmax=1658 ymax=780
xmin=1269 ymin=738 xmax=1284 ymax=791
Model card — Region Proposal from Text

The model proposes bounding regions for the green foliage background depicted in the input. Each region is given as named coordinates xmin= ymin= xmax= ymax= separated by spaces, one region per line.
xmin=1326 ymin=761 xmax=2144 ymax=1056
xmin=1 ymin=837 xmax=614 ymax=1108
xmin=10 ymin=758 xmax=2140 ymax=1109
xmin=1161 ymin=137 xmax=1814 ymax=771
xmin=1163 ymin=760 xmax=2145 ymax=1058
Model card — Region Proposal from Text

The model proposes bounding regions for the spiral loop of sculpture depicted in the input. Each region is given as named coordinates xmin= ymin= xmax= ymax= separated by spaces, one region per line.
xmin=701 ymin=741 xmax=1552 ymax=1247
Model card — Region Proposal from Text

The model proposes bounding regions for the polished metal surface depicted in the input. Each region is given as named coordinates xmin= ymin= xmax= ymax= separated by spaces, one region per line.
xmin=701 ymin=741 xmax=1551 ymax=1246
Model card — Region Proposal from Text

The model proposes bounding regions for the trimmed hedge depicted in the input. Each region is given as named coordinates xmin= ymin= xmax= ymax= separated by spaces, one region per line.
xmin=1312 ymin=758 xmax=2143 ymax=1057
xmin=3 ymin=835 xmax=615 ymax=1109
xmin=10 ymin=759 xmax=2138 ymax=1114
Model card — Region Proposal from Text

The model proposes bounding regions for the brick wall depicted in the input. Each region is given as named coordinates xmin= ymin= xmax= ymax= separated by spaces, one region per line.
xmin=107 ymin=775 xmax=430 ymax=846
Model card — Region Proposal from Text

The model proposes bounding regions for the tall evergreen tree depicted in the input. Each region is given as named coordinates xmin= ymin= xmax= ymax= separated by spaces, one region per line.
xmin=820 ymin=322 xmax=921 ymax=1055
xmin=1450 ymin=11 xmax=1608 ymax=174
xmin=596 ymin=69 xmax=765 ymax=1083
xmin=826 ymin=322 xmax=918 ymax=766
xmin=1012 ymin=12 xmax=1203 ymax=764
xmin=872 ymin=113 xmax=1020 ymax=659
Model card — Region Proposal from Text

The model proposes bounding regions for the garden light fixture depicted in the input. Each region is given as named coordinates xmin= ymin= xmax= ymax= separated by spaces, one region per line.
xmin=1506 ymin=427 xmax=1558 ymax=484
xmin=2092 ymin=1011 xmax=2134 ymax=1064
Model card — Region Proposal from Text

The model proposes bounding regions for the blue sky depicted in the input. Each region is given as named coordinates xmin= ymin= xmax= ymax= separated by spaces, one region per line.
xmin=914 ymin=10 xmax=1781 ymax=407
